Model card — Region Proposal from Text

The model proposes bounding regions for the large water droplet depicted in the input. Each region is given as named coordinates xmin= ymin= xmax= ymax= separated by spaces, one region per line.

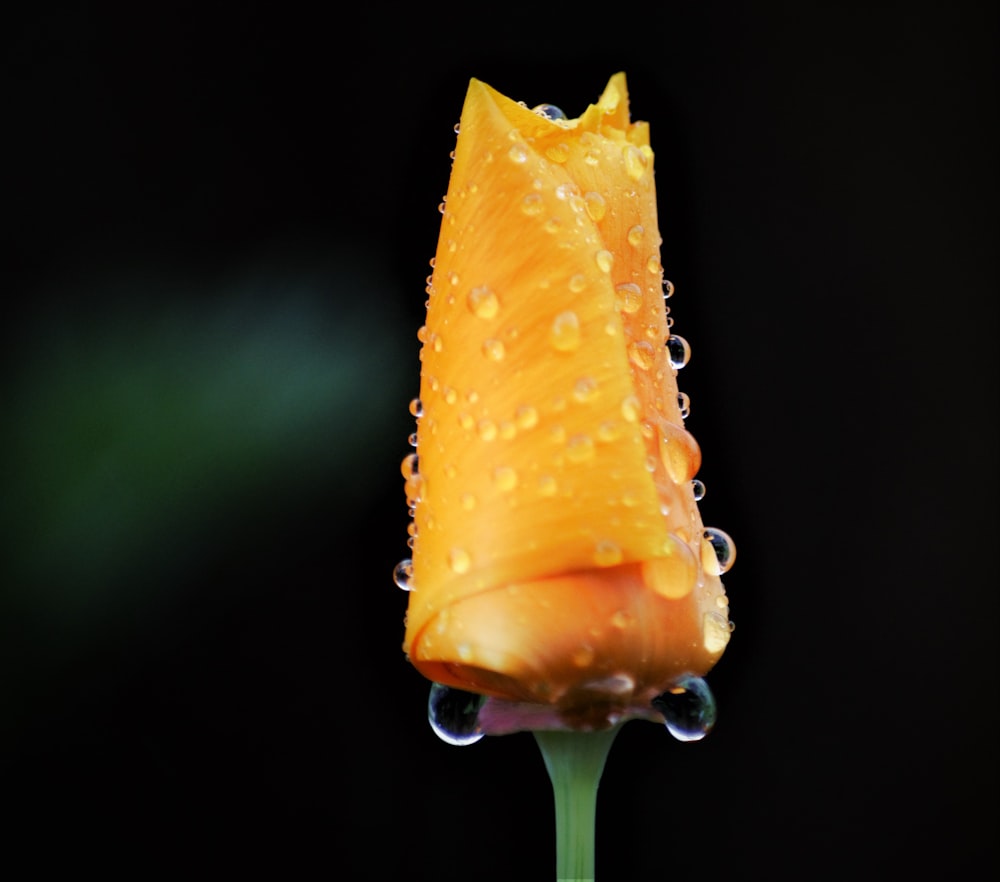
xmin=663 ymin=279 xmax=676 ymax=299
xmin=701 ymin=527 xmax=736 ymax=575
xmin=666 ymin=335 xmax=691 ymax=370
xmin=428 ymin=683 xmax=486 ymax=746
xmin=692 ymin=478 xmax=706 ymax=501
xmin=393 ymin=559 xmax=414 ymax=591
xmin=409 ymin=398 xmax=424 ymax=418
xmin=652 ymin=675 xmax=717 ymax=742
xmin=533 ymin=104 xmax=567 ymax=121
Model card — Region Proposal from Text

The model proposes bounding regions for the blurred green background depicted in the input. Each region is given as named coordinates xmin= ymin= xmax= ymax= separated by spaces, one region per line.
xmin=3 ymin=3 xmax=997 ymax=879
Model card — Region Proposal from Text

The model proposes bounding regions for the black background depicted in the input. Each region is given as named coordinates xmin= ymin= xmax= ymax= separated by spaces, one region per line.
xmin=3 ymin=3 xmax=997 ymax=879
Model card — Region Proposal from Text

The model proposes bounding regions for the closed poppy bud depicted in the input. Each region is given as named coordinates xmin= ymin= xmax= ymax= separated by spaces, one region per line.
xmin=400 ymin=73 xmax=734 ymax=732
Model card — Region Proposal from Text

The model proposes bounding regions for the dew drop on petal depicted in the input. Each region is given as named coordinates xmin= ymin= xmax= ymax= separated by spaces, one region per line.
xmin=595 ymin=250 xmax=614 ymax=273
xmin=652 ymin=675 xmax=717 ymax=742
xmin=515 ymin=405 xmax=539 ymax=430
xmin=666 ymin=335 xmax=691 ymax=370
xmin=508 ymin=143 xmax=529 ymax=164
xmin=428 ymin=683 xmax=485 ymax=746
xmin=623 ymin=144 xmax=648 ymax=180
xmin=615 ymin=283 xmax=643 ymax=315
xmin=566 ymin=433 xmax=596 ymax=463
xmin=532 ymin=103 xmax=567 ymax=121
xmin=467 ymin=285 xmax=500 ymax=319
xmin=493 ymin=466 xmax=518 ymax=492
xmin=593 ymin=540 xmax=623 ymax=567
xmin=621 ymin=395 xmax=641 ymax=423
xmin=701 ymin=527 xmax=736 ymax=575
xmin=627 ymin=224 xmax=644 ymax=248
xmin=521 ymin=193 xmax=544 ymax=216
xmin=546 ymin=143 xmax=570 ymax=163
xmin=448 ymin=547 xmax=472 ymax=574
xmin=692 ymin=478 xmax=706 ymax=501
xmin=482 ymin=338 xmax=506 ymax=361
xmin=550 ymin=310 xmax=582 ymax=352
xmin=393 ymin=559 xmax=414 ymax=591
xmin=663 ymin=279 xmax=676 ymax=299
xmin=529 ymin=475 xmax=553 ymax=498
xmin=677 ymin=391 xmax=691 ymax=420
xmin=409 ymin=398 xmax=424 ymax=418
xmin=628 ymin=340 xmax=656 ymax=370
xmin=584 ymin=191 xmax=607 ymax=222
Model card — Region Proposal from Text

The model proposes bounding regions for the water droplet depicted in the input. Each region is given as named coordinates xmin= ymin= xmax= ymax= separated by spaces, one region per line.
xmin=593 ymin=540 xmax=623 ymax=567
xmin=623 ymin=144 xmax=648 ymax=180
xmin=408 ymin=432 xmax=418 ymax=447
xmin=677 ymin=392 xmax=691 ymax=420
xmin=515 ymin=405 xmax=539 ymax=430
xmin=621 ymin=395 xmax=641 ymax=422
xmin=533 ymin=104 xmax=567 ymax=121
xmin=646 ymin=255 xmax=662 ymax=275
xmin=566 ymin=433 xmax=596 ymax=463
xmin=448 ymin=547 xmax=472 ymax=574
xmin=665 ymin=335 xmax=691 ymax=371
xmin=546 ymin=142 xmax=571 ymax=163
xmin=538 ymin=474 xmax=558 ymax=496
xmin=508 ymin=143 xmax=529 ymax=164
xmin=663 ymin=279 xmax=675 ymax=299
xmin=467 ymin=286 xmax=500 ymax=319
xmin=583 ymin=149 xmax=601 ymax=166
xmin=428 ymin=683 xmax=485 ymax=746
xmin=703 ymin=611 xmax=732 ymax=654
xmin=642 ymin=542 xmax=698 ymax=600
xmin=584 ymin=191 xmax=607 ymax=222
xmin=550 ymin=311 xmax=582 ymax=352
xmin=701 ymin=527 xmax=736 ymax=575
xmin=493 ymin=466 xmax=518 ymax=492
xmin=597 ymin=420 xmax=623 ymax=442
xmin=658 ymin=423 xmax=702 ymax=483
xmin=568 ymin=273 xmax=587 ymax=293
xmin=573 ymin=376 xmax=598 ymax=403
xmin=393 ymin=559 xmax=414 ymax=591
xmin=400 ymin=453 xmax=419 ymax=480
xmin=628 ymin=340 xmax=656 ymax=370
xmin=477 ymin=419 xmax=498 ymax=441
xmin=692 ymin=479 xmax=706 ymax=501
xmin=409 ymin=398 xmax=424 ymax=418
xmin=482 ymin=338 xmax=506 ymax=361
xmin=454 ymin=122 xmax=461 ymax=134
xmin=521 ymin=193 xmax=544 ymax=216
xmin=615 ymin=283 xmax=643 ymax=315
xmin=627 ymin=224 xmax=644 ymax=247
xmin=595 ymin=250 xmax=614 ymax=273
xmin=652 ymin=675 xmax=717 ymax=742
xmin=555 ymin=182 xmax=580 ymax=201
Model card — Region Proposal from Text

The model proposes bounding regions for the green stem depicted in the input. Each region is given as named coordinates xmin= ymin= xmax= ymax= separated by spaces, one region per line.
xmin=533 ymin=725 xmax=621 ymax=882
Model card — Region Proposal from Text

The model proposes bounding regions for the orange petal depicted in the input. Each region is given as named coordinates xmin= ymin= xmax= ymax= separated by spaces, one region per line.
xmin=402 ymin=74 xmax=732 ymax=718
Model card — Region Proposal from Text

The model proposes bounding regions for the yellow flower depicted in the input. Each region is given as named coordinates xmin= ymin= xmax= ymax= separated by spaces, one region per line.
xmin=401 ymin=74 xmax=734 ymax=731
